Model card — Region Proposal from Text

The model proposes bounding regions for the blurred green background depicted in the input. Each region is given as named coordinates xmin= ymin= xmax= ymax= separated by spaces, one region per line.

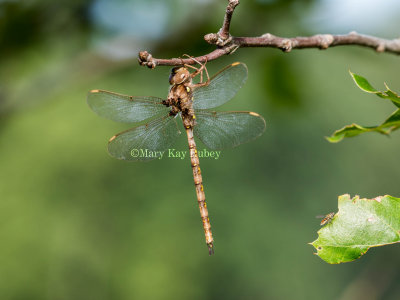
xmin=1 ymin=0 xmax=400 ymax=299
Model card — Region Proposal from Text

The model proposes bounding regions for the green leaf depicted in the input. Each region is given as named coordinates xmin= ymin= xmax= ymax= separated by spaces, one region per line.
xmin=327 ymin=73 xmax=400 ymax=142
xmin=326 ymin=123 xmax=391 ymax=143
xmin=349 ymin=72 xmax=400 ymax=106
xmin=327 ymin=108 xmax=400 ymax=143
xmin=383 ymin=83 xmax=400 ymax=108
xmin=311 ymin=194 xmax=400 ymax=264
xmin=350 ymin=71 xmax=379 ymax=93
xmin=381 ymin=109 xmax=400 ymax=130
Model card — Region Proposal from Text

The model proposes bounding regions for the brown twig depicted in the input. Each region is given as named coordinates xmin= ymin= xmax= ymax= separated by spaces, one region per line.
xmin=138 ymin=0 xmax=400 ymax=68
xmin=218 ymin=0 xmax=239 ymax=42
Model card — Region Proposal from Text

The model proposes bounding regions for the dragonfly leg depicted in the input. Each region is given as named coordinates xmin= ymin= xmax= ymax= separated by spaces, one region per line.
xmin=178 ymin=55 xmax=201 ymax=73
xmin=203 ymin=59 xmax=210 ymax=83
xmin=182 ymin=53 xmax=204 ymax=66
xmin=180 ymin=54 xmax=210 ymax=85
xmin=184 ymin=64 xmax=203 ymax=82
xmin=181 ymin=54 xmax=201 ymax=70
xmin=188 ymin=56 xmax=208 ymax=84
xmin=190 ymin=59 xmax=210 ymax=88
xmin=190 ymin=56 xmax=209 ymax=84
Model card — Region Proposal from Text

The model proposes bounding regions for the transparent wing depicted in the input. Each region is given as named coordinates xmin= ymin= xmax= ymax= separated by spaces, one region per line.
xmin=87 ymin=89 xmax=169 ymax=123
xmin=193 ymin=110 xmax=266 ymax=150
xmin=192 ymin=62 xmax=248 ymax=110
xmin=108 ymin=115 xmax=181 ymax=161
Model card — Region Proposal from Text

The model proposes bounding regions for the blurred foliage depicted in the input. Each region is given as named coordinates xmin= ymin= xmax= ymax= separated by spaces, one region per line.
xmin=1 ymin=0 xmax=400 ymax=300
xmin=0 ymin=0 xmax=91 ymax=56
xmin=260 ymin=54 xmax=302 ymax=108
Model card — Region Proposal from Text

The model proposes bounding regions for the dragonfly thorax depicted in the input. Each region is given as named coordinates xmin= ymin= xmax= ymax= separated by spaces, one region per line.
xmin=165 ymin=70 xmax=195 ymax=128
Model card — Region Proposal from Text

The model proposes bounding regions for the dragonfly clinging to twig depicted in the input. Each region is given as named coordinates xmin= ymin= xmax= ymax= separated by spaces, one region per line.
xmin=87 ymin=60 xmax=266 ymax=255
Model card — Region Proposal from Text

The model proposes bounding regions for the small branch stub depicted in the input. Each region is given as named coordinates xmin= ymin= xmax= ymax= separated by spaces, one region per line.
xmin=318 ymin=34 xmax=334 ymax=49
xmin=138 ymin=51 xmax=157 ymax=69
xmin=204 ymin=33 xmax=219 ymax=45
xmin=280 ymin=39 xmax=293 ymax=52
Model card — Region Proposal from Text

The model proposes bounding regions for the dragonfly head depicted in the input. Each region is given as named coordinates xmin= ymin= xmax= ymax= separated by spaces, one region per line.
xmin=169 ymin=66 xmax=190 ymax=85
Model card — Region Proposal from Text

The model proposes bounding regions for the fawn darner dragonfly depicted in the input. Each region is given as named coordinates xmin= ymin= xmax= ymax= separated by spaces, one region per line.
xmin=87 ymin=62 xmax=266 ymax=255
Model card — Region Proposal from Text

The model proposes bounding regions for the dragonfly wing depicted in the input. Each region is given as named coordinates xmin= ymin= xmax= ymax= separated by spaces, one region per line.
xmin=108 ymin=115 xmax=181 ymax=161
xmin=192 ymin=62 xmax=248 ymax=110
xmin=193 ymin=110 xmax=266 ymax=150
xmin=87 ymin=89 xmax=169 ymax=123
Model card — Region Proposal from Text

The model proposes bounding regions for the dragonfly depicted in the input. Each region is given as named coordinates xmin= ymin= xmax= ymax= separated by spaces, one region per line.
xmin=317 ymin=212 xmax=335 ymax=226
xmin=87 ymin=61 xmax=266 ymax=255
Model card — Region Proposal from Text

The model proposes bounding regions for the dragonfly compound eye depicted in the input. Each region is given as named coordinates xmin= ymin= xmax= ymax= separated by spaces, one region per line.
xmin=169 ymin=67 xmax=190 ymax=85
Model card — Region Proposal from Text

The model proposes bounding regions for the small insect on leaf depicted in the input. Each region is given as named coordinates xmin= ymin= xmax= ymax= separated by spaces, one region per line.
xmin=318 ymin=212 xmax=335 ymax=226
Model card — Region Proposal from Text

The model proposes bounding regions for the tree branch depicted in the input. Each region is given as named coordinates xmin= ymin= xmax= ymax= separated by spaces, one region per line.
xmin=232 ymin=32 xmax=400 ymax=53
xmin=138 ymin=0 xmax=400 ymax=68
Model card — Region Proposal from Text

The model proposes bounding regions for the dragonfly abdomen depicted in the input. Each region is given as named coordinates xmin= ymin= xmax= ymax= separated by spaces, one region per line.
xmin=185 ymin=125 xmax=214 ymax=255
